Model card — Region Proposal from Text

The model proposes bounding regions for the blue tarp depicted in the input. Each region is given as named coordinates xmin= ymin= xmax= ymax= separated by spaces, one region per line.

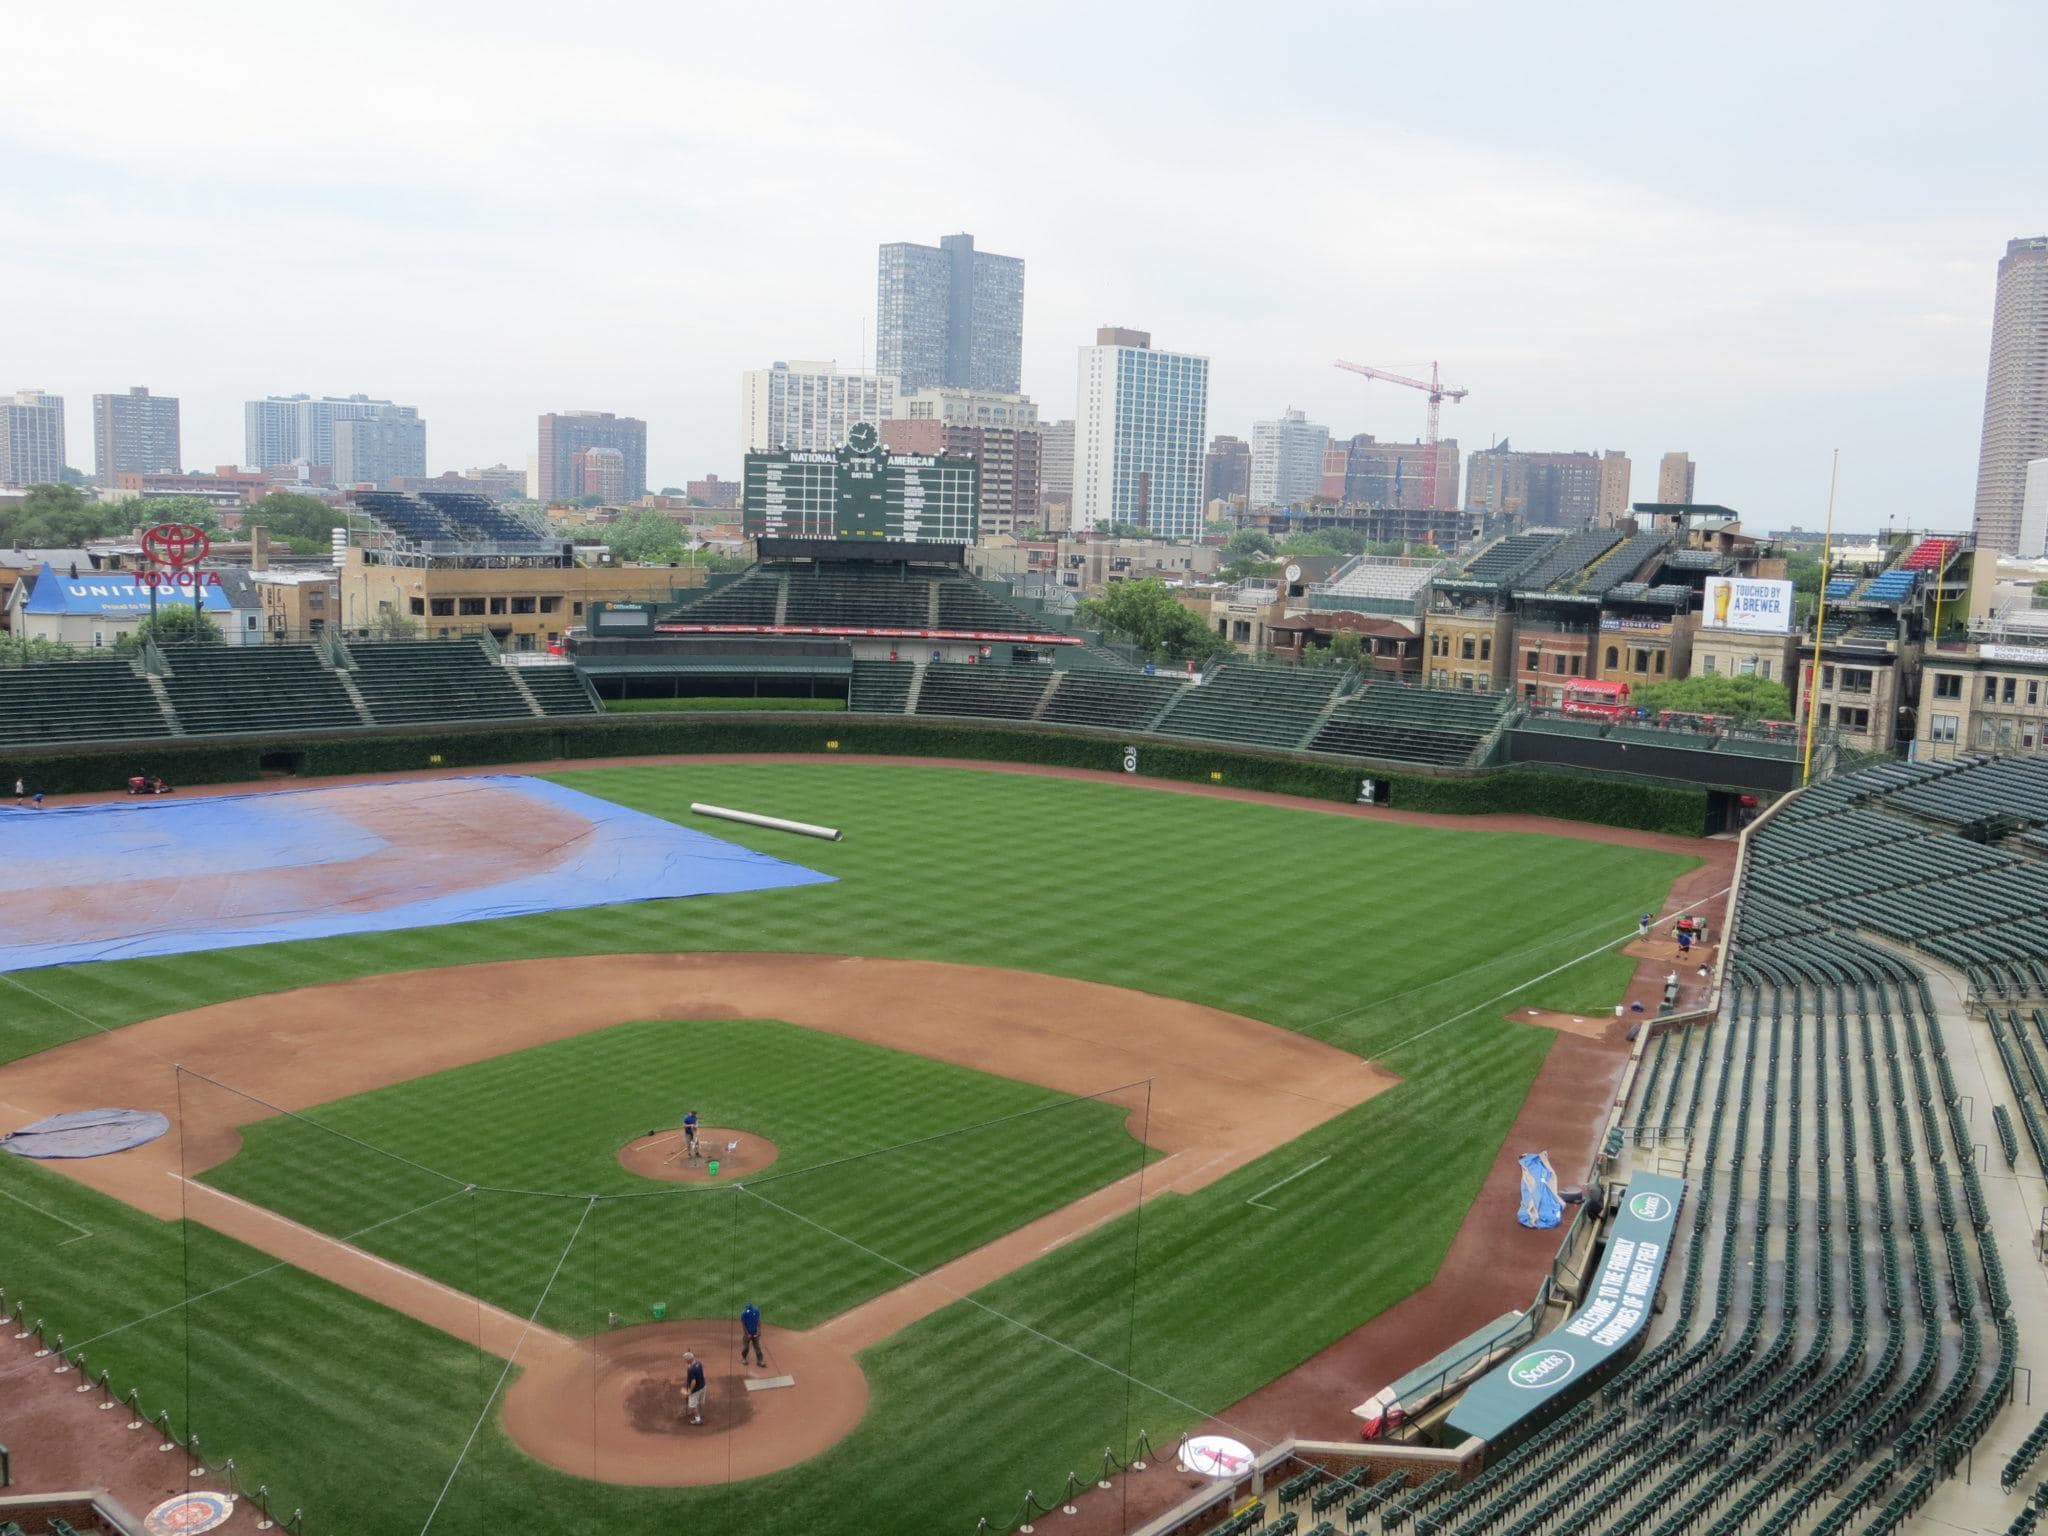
xmin=0 ymin=775 xmax=833 ymax=973
xmin=1517 ymin=1151 xmax=1563 ymax=1229
xmin=3 ymin=1108 xmax=170 ymax=1158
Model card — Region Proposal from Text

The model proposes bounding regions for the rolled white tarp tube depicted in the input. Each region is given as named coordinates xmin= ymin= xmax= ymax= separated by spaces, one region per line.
xmin=690 ymin=802 xmax=843 ymax=842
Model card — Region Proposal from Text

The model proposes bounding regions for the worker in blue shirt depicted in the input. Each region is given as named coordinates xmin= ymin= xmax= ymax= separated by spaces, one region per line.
xmin=682 ymin=1350 xmax=707 ymax=1425
xmin=740 ymin=1302 xmax=766 ymax=1367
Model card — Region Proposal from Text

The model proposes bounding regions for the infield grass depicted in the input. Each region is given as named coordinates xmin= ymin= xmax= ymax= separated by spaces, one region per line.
xmin=0 ymin=762 xmax=1698 ymax=1535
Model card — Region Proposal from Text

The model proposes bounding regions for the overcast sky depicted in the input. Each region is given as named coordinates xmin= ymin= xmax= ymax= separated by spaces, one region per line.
xmin=4 ymin=0 xmax=2040 ymax=530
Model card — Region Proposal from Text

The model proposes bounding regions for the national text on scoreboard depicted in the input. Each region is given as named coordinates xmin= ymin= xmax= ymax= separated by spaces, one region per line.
xmin=744 ymin=422 xmax=978 ymax=543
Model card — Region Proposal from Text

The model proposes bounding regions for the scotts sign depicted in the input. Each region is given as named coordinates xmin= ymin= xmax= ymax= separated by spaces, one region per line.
xmin=139 ymin=523 xmax=222 ymax=590
xmin=1445 ymin=1171 xmax=1686 ymax=1443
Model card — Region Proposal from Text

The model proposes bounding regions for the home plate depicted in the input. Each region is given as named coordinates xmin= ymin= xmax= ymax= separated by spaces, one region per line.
xmin=744 ymin=1374 xmax=796 ymax=1392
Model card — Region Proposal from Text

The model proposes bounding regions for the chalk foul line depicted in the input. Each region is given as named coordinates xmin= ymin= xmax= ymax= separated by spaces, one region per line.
xmin=1245 ymin=1155 xmax=1331 ymax=1212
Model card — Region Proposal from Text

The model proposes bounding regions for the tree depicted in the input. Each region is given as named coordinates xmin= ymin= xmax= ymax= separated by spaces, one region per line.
xmin=2033 ymin=580 xmax=2048 ymax=605
xmin=369 ymin=607 xmax=422 ymax=641
xmin=1300 ymin=630 xmax=1370 ymax=671
xmin=116 ymin=605 xmax=223 ymax=652
xmin=1223 ymin=528 xmax=1277 ymax=562
xmin=2 ymin=635 xmax=85 ymax=665
xmin=123 ymin=495 xmax=222 ymax=534
xmin=1286 ymin=527 xmax=1369 ymax=556
xmin=1629 ymin=673 xmax=1793 ymax=722
xmin=601 ymin=508 xmax=690 ymax=564
xmin=1076 ymin=577 xmax=1235 ymax=665
xmin=245 ymin=492 xmax=347 ymax=556
xmin=1784 ymin=551 xmax=1823 ymax=597
xmin=0 ymin=483 xmax=134 ymax=548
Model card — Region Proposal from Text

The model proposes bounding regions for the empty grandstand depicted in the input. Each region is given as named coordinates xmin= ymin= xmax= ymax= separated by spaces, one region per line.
xmin=1386 ymin=752 xmax=2045 ymax=1536
xmin=1309 ymin=683 xmax=1508 ymax=765
xmin=353 ymin=491 xmax=562 ymax=560
xmin=1150 ymin=663 xmax=1347 ymax=751
xmin=1307 ymin=555 xmax=1445 ymax=614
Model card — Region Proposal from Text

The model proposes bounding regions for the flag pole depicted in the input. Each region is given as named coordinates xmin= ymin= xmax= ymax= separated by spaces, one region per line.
xmin=1800 ymin=449 xmax=1841 ymax=785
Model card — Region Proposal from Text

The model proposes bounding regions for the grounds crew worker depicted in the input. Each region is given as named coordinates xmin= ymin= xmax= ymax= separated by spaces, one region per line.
xmin=740 ymin=1302 xmax=765 ymax=1367
xmin=682 ymin=1350 xmax=707 ymax=1425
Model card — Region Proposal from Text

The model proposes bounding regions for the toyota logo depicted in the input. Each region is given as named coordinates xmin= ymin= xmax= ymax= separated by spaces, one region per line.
xmin=141 ymin=522 xmax=211 ymax=570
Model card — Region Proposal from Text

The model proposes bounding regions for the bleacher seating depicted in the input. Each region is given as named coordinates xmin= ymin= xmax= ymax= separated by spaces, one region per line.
xmin=514 ymin=665 xmax=601 ymax=717
xmin=666 ymin=571 xmax=785 ymax=625
xmin=847 ymin=660 xmax=914 ymax=713
xmin=911 ymin=662 xmax=1052 ymax=721
xmin=1151 ymin=664 xmax=1345 ymax=750
xmin=1824 ymin=577 xmax=1858 ymax=599
xmin=1576 ymin=532 xmax=1672 ymax=594
xmin=1454 ymin=533 xmax=1562 ymax=588
xmin=1862 ymin=569 xmax=1920 ymax=603
xmin=1037 ymin=671 xmax=1186 ymax=731
xmin=1308 ymin=682 xmax=1504 ymax=765
xmin=1514 ymin=527 xmax=1622 ymax=591
xmin=345 ymin=639 xmax=532 ymax=724
xmin=0 ymin=658 xmax=172 ymax=748
xmin=784 ymin=565 xmax=933 ymax=628
xmin=1901 ymin=536 xmax=1960 ymax=572
xmin=155 ymin=644 xmax=361 ymax=736
xmin=1313 ymin=556 xmax=1442 ymax=607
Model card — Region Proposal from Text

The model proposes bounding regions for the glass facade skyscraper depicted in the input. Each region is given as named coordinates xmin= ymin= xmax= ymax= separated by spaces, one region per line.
xmin=1073 ymin=329 xmax=1210 ymax=540
xmin=876 ymin=233 xmax=1024 ymax=395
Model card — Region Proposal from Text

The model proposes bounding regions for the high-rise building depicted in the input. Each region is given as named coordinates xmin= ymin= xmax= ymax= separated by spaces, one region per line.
xmin=1972 ymin=236 xmax=2048 ymax=554
xmin=1597 ymin=450 xmax=1632 ymax=525
xmin=741 ymin=361 xmax=894 ymax=456
xmin=894 ymin=387 xmax=1039 ymax=430
xmin=243 ymin=394 xmax=420 ymax=471
xmin=2019 ymin=458 xmax=2048 ymax=560
xmin=537 ymin=410 xmax=648 ymax=502
xmin=1322 ymin=434 xmax=1460 ymax=511
xmin=92 ymin=387 xmax=181 ymax=480
xmin=1250 ymin=408 xmax=1330 ymax=509
xmin=1656 ymin=452 xmax=1696 ymax=504
xmin=1464 ymin=442 xmax=1605 ymax=525
xmin=0 ymin=389 xmax=66 ymax=487
xmin=1073 ymin=327 xmax=1210 ymax=539
xmin=573 ymin=446 xmax=628 ymax=502
xmin=332 ymin=415 xmax=427 ymax=488
xmin=1204 ymin=434 xmax=1251 ymax=508
xmin=1040 ymin=419 xmax=1074 ymax=501
xmin=876 ymin=232 xmax=1025 ymax=395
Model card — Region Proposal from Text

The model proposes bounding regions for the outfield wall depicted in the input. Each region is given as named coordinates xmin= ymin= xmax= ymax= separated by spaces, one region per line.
xmin=0 ymin=712 xmax=1714 ymax=836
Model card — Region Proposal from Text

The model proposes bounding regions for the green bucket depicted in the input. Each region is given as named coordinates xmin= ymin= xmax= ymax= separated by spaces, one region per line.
xmin=708 ymin=1159 xmax=721 ymax=1179
xmin=651 ymin=1302 xmax=668 ymax=1321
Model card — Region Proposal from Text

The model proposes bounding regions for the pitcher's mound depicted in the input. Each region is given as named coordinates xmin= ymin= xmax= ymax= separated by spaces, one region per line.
xmin=617 ymin=1127 xmax=777 ymax=1184
xmin=501 ymin=1320 xmax=868 ymax=1486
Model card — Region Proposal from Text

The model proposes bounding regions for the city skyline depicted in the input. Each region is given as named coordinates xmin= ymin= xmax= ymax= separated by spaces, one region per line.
xmin=3 ymin=2 xmax=2041 ymax=531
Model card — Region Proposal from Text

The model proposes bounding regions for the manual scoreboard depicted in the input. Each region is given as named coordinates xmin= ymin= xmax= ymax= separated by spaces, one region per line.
xmin=745 ymin=422 xmax=977 ymax=543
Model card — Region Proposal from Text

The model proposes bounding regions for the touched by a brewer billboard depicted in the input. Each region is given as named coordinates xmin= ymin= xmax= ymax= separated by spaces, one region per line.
xmin=1703 ymin=576 xmax=1794 ymax=634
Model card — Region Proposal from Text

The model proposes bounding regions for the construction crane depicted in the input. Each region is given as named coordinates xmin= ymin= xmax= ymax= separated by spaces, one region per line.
xmin=1334 ymin=359 xmax=1468 ymax=510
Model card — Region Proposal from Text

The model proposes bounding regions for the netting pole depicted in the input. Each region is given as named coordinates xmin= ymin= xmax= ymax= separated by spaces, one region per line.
xmin=1120 ymin=1078 xmax=1153 ymax=1533
xmin=589 ymin=1193 xmax=600 ymax=1484
xmin=176 ymin=1063 xmax=192 ymax=1471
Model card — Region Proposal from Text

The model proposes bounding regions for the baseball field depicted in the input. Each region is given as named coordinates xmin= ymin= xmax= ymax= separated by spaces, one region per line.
xmin=0 ymin=760 xmax=1697 ymax=1534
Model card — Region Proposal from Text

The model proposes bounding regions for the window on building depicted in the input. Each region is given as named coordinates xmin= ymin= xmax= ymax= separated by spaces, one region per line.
xmin=1839 ymin=706 xmax=1870 ymax=732
xmin=307 ymin=590 xmax=324 ymax=608
xmin=1526 ymin=650 xmax=1540 ymax=670
xmin=512 ymin=596 xmax=537 ymax=615
xmin=540 ymin=596 xmax=563 ymax=613
xmin=1734 ymin=654 xmax=1753 ymax=676
xmin=1525 ymin=683 xmax=1538 ymax=701
xmin=515 ymin=633 xmax=535 ymax=652
xmin=409 ymin=597 xmax=426 ymax=616
xmin=1839 ymin=667 xmax=1873 ymax=694
xmin=1822 ymin=665 xmax=1836 ymax=689
xmin=1979 ymin=718 xmax=1998 ymax=748
xmin=1701 ymin=654 xmax=1717 ymax=675
xmin=2030 ymin=680 xmax=2040 ymax=707
xmin=1634 ymin=648 xmax=1650 ymax=673
xmin=459 ymin=597 xmax=486 ymax=616
xmin=1985 ymin=676 xmax=1999 ymax=701
xmin=1460 ymin=637 xmax=1475 ymax=660
xmin=430 ymin=598 xmax=454 ymax=617
xmin=310 ymin=618 xmax=325 ymax=636
xmin=1553 ymin=654 xmax=1567 ymax=674
xmin=1759 ymin=660 xmax=1772 ymax=680
xmin=2003 ymin=676 xmax=2017 ymax=704
xmin=1819 ymin=704 xmax=1833 ymax=725
xmin=1654 ymin=652 xmax=1666 ymax=675
xmin=2026 ymin=722 xmax=2040 ymax=750
xmin=1933 ymin=673 xmax=1961 ymax=699
xmin=1480 ymin=638 xmax=1491 ymax=661
xmin=1930 ymin=714 xmax=1959 ymax=743
xmin=1605 ymin=645 xmax=1619 ymax=669
xmin=1569 ymin=656 xmax=1582 ymax=676
xmin=572 ymin=602 xmax=585 ymax=617
xmin=489 ymin=597 xmax=508 ymax=615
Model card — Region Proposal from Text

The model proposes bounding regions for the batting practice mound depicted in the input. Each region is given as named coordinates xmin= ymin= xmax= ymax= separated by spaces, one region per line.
xmin=501 ymin=1320 xmax=868 ymax=1485
xmin=0 ymin=775 xmax=830 ymax=973
xmin=618 ymin=1127 xmax=778 ymax=1184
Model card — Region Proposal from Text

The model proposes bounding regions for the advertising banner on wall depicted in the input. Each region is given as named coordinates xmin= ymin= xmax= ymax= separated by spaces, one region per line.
xmin=1703 ymin=576 xmax=1794 ymax=633
xmin=1445 ymin=1171 xmax=1685 ymax=1442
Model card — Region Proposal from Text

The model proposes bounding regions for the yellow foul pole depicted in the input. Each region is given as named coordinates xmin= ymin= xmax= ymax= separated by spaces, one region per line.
xmin=1801 ymin=449 xmax=1841 ymax=785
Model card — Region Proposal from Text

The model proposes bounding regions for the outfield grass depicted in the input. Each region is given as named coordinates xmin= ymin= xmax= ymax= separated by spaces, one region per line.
xmin=201 ymin=1017 xmax=1149 ymax=1332
xmin=0 ymin=762 xmax=1697 ymax=1535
